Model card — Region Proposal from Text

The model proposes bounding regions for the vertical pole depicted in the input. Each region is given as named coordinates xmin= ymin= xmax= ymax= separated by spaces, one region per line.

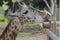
xmin=50 ymin=0 xmax=57 ymax=35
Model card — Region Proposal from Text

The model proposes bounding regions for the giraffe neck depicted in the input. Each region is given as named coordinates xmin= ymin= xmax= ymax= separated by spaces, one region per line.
xmin=0 ymin=17 xmax=22 ymax=40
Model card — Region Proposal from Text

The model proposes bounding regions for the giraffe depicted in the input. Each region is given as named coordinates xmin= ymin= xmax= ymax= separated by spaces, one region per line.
xmin=4 ymin=2 xmax=51 ymax=32
xmin=18 ymin=2 xmax=51 ymax=21
xmin=0 ymin=17 xmax=22 ymax=40
xmin=4 ymin=2 xmax=51 ymax=22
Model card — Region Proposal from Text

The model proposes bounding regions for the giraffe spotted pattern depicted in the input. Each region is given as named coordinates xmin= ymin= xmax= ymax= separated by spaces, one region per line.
xmin=0 ymin=17 xmax=22 ymax=40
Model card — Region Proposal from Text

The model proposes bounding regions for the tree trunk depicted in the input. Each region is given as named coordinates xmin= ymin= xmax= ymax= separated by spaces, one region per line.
xmin=44 ymin=0 xmax=57 ymax=34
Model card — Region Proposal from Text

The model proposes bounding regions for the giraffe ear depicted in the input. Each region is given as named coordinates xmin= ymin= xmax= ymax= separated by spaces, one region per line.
xmin=18 ymin=2 xmax=27 ymax=8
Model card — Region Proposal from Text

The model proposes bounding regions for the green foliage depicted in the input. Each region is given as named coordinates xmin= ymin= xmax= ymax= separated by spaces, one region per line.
xmin=18 ymin=32 xmax=32 ymax=37
xmin=3 ymin=1 xmax=8 ymax=5
xmin=0 ymin=1 xmax=8 ymax=14
xmin=0 ymin=16 xmax=8 ymax=27
xmin=0 ymin=1 xmax=8 ymax=27
xmin=23 ymin=22 xmax=43 ymax=28
xmin=0 ymin=21 xmax=8 ymax=27
xmin=12 ymin=0 xmax=22 ymax=3
xmin=2 ymin=1 xmax=8 ymax=10
xmin=0 ymin=16 xmax=8 ymax=22
xmin=0 ymin=30 xmax=3 ymax=33
xmin=0 ymin=7 xmax=4 ymax=14
xmin=56 ymin=8 xmax=59 ymax=21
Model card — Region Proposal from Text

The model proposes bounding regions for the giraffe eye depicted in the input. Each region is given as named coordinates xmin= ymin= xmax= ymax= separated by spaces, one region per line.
xmin=23 ymin=11 xmax=28 ymax=14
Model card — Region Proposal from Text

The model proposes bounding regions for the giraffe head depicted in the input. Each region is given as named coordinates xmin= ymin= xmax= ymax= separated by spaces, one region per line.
xmin=4 ymin=2 xmax=51 ymax=23
xmin=4 ymin=2 xmax=37 ymax=23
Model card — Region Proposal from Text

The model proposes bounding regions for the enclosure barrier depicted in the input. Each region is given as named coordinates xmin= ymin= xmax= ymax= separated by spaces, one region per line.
xmin=44 ymin=21 xmax=60 ymax=40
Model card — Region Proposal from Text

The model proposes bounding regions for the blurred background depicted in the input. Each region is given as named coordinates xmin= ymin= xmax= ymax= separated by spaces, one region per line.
xmin=0 ymin=0 xmax=59 ymax=39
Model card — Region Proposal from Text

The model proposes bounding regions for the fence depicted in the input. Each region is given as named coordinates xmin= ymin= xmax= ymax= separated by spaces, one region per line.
xmin=47 ymin=21 xmax=60 ymax=40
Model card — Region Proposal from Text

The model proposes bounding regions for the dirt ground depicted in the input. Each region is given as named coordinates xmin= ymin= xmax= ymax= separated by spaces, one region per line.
xmin=0 ymin=26 xmax=49 ymax=40
xmin=16 ymin=34 xmax=49 ymax=40
xmin=16 ymin=27 xmax=49 ymax=40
